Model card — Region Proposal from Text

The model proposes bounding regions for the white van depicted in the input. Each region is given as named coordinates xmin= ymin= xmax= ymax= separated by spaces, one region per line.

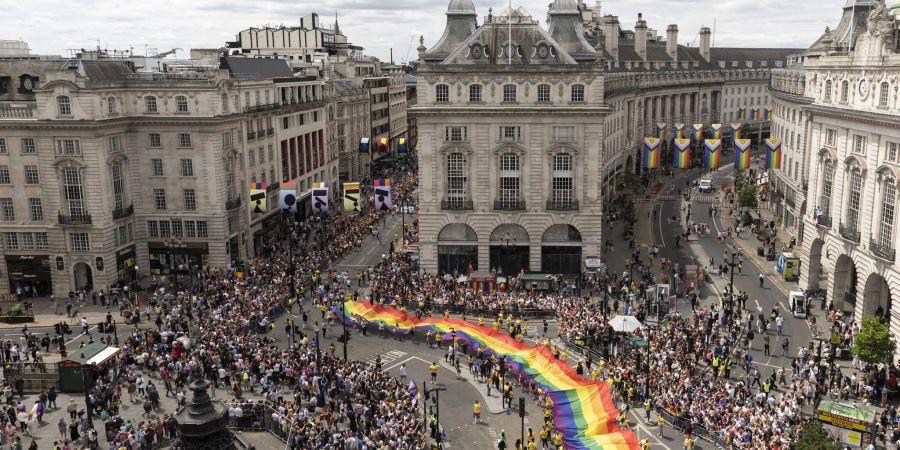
xmin=698 ymin=179 xmax=714 ymax=193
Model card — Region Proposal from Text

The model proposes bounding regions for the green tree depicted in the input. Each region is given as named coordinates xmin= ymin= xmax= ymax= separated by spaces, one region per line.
xmin=854 ymin=316 xmax=897 ymax=365
xmin=619 ymin=170 xmax=643 ymax=198
xmin=738 ymin=185 xmax=758 ymax=208
xmin=794 ymin=421 xmax=841 ymax=450
xmin=733 ymin=168 xmax=745 ymax=192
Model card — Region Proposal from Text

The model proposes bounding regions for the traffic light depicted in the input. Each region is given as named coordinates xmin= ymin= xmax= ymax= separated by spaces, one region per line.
xmin=423 ymin=382 xmax=429 ymax=401
xmin=519 ymin=397 xmax=526 ymax=418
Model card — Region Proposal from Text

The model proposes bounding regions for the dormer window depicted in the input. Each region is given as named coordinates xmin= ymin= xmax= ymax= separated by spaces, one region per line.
xmin=57 ymin=96 xmax=71 ymax=116
xmin=107 ymin=96 xmax=116 ymax=114
xmin=435 ymin=84 xmax=449 ymax=103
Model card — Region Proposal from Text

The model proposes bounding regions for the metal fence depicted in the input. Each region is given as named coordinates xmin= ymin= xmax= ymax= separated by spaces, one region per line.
xmin=656 ymin=408 xmax=730 ymax=449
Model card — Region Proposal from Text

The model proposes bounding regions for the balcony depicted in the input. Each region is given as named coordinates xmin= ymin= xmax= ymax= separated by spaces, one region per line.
xmin=112 ymin=204 xmax=134 ymax=220
xmin=546 ymin=199 xmax=579 ymax=211
xmin=58 ymin=212 xmax=92 ymax=225
xmin=244 ymin=103 xmax=282 ymax=114
xmin=815 ymin=214 xmax=832 ymax=228
xmin=441 ymin=199 xmax=474 ymax=211
xmin=493 ymin=199 xmax=526 ymax=211
xmin=838 ymin=223 xmax=860 ymax=243
xmin=0 ymin=104 xmax=35 ymax=119
xmin=870 ymin=239 xmax=896 ymax=262
xmin=266 ymin=128 xmax=275 ymax=136
xmin=225 ymin=196 xmax=242 ymax=211
xmin=247 ymin=131 xmax=256 ymax=141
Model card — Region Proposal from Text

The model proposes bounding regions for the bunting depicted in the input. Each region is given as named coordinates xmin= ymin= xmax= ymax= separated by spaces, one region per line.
xmin=312 ymin=182 xmax=329 ymax=214
xmin=765 ymin=138 xmax=783 ymax=170
xmin=693 ymin=124 xmax=704 ymax=142
xmin=734 ymin=139 xmax=752 ymax=170
xmin=656 ymin=123 xmax=667 ymax=141
xmin=359 ymin=137 xmax=370 ymax=156
xmin=673 ymin=138 xmax=692 ymax=169
xmin=711 ymin=124 xmax=722 ymax=139
xmin=374 ymin=178 xmax=393 ymax=211
xmin=674 ymin=123 xmax=685 ymax=139
xmin=731 ymin=122 xmax=742 ymax=140
xmin=704 ymin=139 xmax=722 ymax=170
xmin=249 ymin=183 xmax=267 ymax=215
xmin=279 ymin=183 xmax=298 ymax=212
xmin=642 ymin=138 xmax=661 ymax=169
xmin=343 ymin=182 xmax=361 ymax=213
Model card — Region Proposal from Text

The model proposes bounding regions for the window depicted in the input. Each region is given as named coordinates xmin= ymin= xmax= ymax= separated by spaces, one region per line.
xmin=570 ymin=84 xmax=585 ymax=102
xmin=153 ymin=188 xmax=167 ymax=210
xmin=63 ymin=167 xmax=85 ymax=218
xmin=176 ymin=95 xmax=189 ymax=113
xmin=4 ymin=233 xmax=17 ymax=250
xmin=107 ymin=96 xmax=116 ymax=114
xmin=0 ymin=166 xmax=9 ymax=184
xmin=111 ymin=162 xmax=125 ymax=211
xmin=889 ymin=142 xmax=899 ymax=162
xmin=499 ymin=153 xmax=521 ymax=207
xmin=553 ymin=126 xmax=576 ymax=143
xmin=148 ymin=220 xmax=159 ymax=238
xmin=446 ymin=153 xmax=467 ymax=207
xmin=28 ymin=198 xmax=42 ymax=221
xmin=24 ymin=165 xmax=38 ymax=184
xmin=171 ymin=219 xmax=183 ymax=238
xmin=145 ymin=96 xmax=158 ymax=113
xmin=159 ymin=220 xmax=171 ymax=238
xmin=184 ymin=189 xmax=196 ymax=211
xmin=177 ymin=133 xmax=192 ymax=148
xmin=180 ymin=159 xmax=194 ymax=177
xmin=151 ymin=159 xmax=164 ymax=177
xmin=57 ymin=96 xmax=71 ymax=115
xmin=0 ymin=138 xmax=5 ymax=153
xmin=500 ymin=126 xmax=521 ymax=142
xmin=469 ymin=84 xmax=482 ymax=102
xmin=222 ymin=131 xmax=233 ymax=147
xmin=880 ymin=82 xmax=890 ymax=108
xmin=70 ymin=233 xmax=90 ymax=252
xmin=436 ymin=84 xmax=449 ymax=103
xmin=0 ymin=198 xmax=13 ymax=221
xmin=268 ymin=144 xmax=273 ymax=161
xmin=840 ymin=80 xmax=849 ymax=103
xmin=853 ymin=135 xmax=867 ymax=155
xmin=57 ymin=139 xmax=80 ymax=155
xmin=552 ymin=153 xmax=574 ymax=207
xmin=34 ymin=233 xmax=47 ymax=250
xmin=197 ymin=221 xmax=208 ymax=238
xmin=880 ymin=180 xmax=896 ymax=248
xmin=846 ymin=167 xmax=863 ymax=231
xmin=20 ymin=233 xmax=33 ymax=251
xmin=537 ymin=84 xmax=551 ymax=103
xmin=248 ymin=148 xmax=255 ymax=166
xmin=445 ymin=126 xmax=468 ymax=142
xmin=824 ymin=80 xmax=832 ymax=102
xmin=21 ymin=138 xmax=34 ymax=154
xmin=825 ymin=128 xmax=836 ymax=147
xmin=184 ymin=220 xmax=195 ymax=238
xmin=503 ymin=84 xmax=517 ymax=102
xmin=258 ymin=147 xmax=265 ymax=164
xmin=148 ymin=133 xmax=161 ymax=148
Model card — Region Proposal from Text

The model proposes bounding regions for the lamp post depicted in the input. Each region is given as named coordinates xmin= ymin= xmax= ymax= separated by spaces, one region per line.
xmin=502 ymin=230 xmax=517 ymax=276
xmin=424 ymin=383 xmax=447 ymax=447
xmin=164 ymin=235 xmax=184 ymax=287
xmin=81 ymin=362 xmax=96 ymax=429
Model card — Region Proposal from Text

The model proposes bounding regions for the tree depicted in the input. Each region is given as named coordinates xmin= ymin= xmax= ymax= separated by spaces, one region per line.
xmin=853 ymin=316 xmax=897 ymax=365
xmin=738 ymin=185 xmax=758 ymax=208
xmin=794 ymin=420 xmax=841 ymax=450
xmin=733 ymin=168 xmax=745 ymax=192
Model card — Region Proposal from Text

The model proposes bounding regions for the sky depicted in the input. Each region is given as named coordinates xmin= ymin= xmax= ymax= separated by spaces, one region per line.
xmin=6 ymin=0 xmax=843 ymax=62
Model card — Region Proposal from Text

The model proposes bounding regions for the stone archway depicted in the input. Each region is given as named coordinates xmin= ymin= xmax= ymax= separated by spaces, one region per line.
xmin=863 ymin=273 xmax=893 ymax=322
xmin=541 ymin=224 xmax=583 ymax=275
xmin=437 ymin=223 xmax=478 ymax=274
xmin=807 ymin=239 xmax=826 ymax=290
xmin=832 ymin=254 xmax=857 ymax=315
xmin=489 ymin=224 xmax=530 ymax=276
xmin=73 ymin=262 xmax=93 ymax=291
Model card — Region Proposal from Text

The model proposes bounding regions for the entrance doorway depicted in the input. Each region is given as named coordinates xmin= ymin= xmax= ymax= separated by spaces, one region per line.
xmin=489 ymin=224 xmax=530 ymax=276
xmin=73 ymin=262 xmax=93 ymax=291
xmin=437 ymin=224 xmax=479 ymax=274
xmin=541 ymin=224 xmax=583 ymax=275
xmin=863 ymin=273 xmax=893 ymax=323
xmin=833 ymin=254 xmax=857 ymax=315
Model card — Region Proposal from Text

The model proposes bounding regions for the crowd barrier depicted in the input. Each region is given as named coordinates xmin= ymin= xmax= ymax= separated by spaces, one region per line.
xmin=419 ymin=302 xmax=556 ymax=319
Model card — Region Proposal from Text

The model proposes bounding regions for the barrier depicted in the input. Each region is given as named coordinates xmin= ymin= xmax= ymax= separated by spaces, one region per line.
xmin=418 ymin=302 xmax=556 ymax=319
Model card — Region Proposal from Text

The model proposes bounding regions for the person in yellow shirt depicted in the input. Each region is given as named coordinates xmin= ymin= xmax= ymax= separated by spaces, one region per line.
xmin=552 ymin=432 xmax=563 ymax=448
xmin=430 ymin=362 xmax=438 ymax=382
xmin=639 ymin=438 xmax=651 ymax=450
xmin=683 ymin=435 xmax=695 ymax=449
xmin=493 ymin=319 xmax=501 ymax=331
xmin=590 ymin=368 xmax=600 ymax=381
xmin=473 ymin=400 xmax=481 ymax=423
xmin=478 ymin=315 xmax=485 ymax=327
xmin=443 ymin=309 xmax=450 ymax=319
xmin=657 ymin=413 xmax=665 ymax=437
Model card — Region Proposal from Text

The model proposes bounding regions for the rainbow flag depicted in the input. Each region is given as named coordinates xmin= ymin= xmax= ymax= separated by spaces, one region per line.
xmin=642 ymin=138 xmax=661 ymax=169
xmin=763 ymin=109 xmax=770 ymax=121
xmin=738 ymin=108 xmax=746 ymax=120
xmin=734 ymin=139 xmax=752 ymax=170
xmin=766 ymin=138 xmax=782 ymax=169
xmin=674 ymin=123 xmax=685 ymax=139
xmin=704 ymin=139 xmax=722 ymax=170
xmin=731 ymin=122 xmax=742 ymax=140
xmin=711 ymin=124 xmax=722 ymax=139
xmin=751 ymin=108 xmax=760 ymax=120
xmin=692 ymin=124 xmax=704 ymax=142
xmin=335 ymin=301 xmax=639 ymax=450
xmin=656 ymin=123 xmax=667 ymax=141
xmin=673 ymin=138 xmax=691 ymax=169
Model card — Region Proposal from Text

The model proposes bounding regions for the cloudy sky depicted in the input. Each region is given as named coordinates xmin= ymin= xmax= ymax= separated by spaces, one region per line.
xmin=8 ymin=0 xmax=842 ymax=61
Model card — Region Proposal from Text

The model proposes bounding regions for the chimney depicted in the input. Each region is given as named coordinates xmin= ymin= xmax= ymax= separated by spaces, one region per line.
xmin=602 ymin=15 xmax=619 ymax=61
xmin=634 ymin=13 xmax=647 ymax=61
xmin=699 ymin=26 xmax=711 ymax=62
xmin=666 ymin=24 xmax=678 ymax=61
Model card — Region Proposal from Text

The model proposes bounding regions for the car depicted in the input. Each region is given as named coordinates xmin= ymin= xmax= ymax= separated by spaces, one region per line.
xmin=698 ymin=179 xmax=714 ymax=193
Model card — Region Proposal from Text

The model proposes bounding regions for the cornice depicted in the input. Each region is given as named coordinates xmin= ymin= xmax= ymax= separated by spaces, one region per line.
xmin=806 ymin=103 xmax=900 ymax=128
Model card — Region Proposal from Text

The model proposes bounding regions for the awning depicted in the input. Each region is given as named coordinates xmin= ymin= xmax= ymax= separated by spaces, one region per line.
xmin=85 ymin=346 xmax=121 ymax=366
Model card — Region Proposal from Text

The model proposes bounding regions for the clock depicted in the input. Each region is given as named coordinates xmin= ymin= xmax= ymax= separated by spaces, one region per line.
xmin=22 ymin=78 xmax=33 ymax=91
xmin=858 ymin=79 xmax=869 ymax=99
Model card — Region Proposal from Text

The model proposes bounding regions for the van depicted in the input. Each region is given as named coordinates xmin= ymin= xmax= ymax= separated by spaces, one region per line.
xmin=698 ymin=179 xmax=714 ymax=193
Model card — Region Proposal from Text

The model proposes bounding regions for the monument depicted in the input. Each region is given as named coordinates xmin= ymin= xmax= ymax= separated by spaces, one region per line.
xmin=172 ymin=377 xmax=235 ymax=450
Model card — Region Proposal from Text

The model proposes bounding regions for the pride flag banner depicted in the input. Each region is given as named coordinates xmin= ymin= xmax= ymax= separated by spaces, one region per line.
xmin=373 ymin=178 xmax=393 ymax=211
xmin=763 ymin=109 xmax=770 ymax=121
xmin=642 ymin=138 xmax=661 ymax=169
xmin=673 ymin=138 xmax=692 ymax=169
xmin=731 ymin=122 xmax=742 ymax=140
xmin=734 ymin=139 xmax=752 ymax=170
xmin=711 ymin=124 xmax=722 ymax=139
xmin=312 ymin=182 xmax=329 ymax=213
xmin=335 ymin=301 xmax=639 ymax=450
xmin=692 ymin=124 xmax=704 ymax=142
xmin=704 ymin=139 xmax=722 ymax=170
xmin=656 ymin=123 xmax=667 ymax=141
xmin=343 ymin=182 xmax=361 ymax=213
xmin=359 ymin=137 xmax=370 ymax=156
xmin=279 ymin=183 xmax=298 ymax=212
xmin=766 ymin=138 xmax=783 ymax=169
xmin=674 ymin=123 xmax=685 ymax=139
xmin=249 ymin=182 xmax=267 ymax=215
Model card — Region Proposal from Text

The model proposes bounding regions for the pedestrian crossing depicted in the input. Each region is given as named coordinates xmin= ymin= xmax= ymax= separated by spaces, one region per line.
xmin=366 ymin=349 xmax=407 ymax=368
xmin=690 ymin=194 xmax=718 ymax=203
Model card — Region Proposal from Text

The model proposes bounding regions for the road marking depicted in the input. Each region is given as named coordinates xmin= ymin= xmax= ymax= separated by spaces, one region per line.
xmin=384 ymin=355 xmax=429 ymax=372
xmin=755 ymin=299 xmax=762 ymax=312
xmin=65 ymin=325 xmax=98 ymax=345
xmin=368 ymin=349 xmax=408 ymax=368
xmin=657 ymin=202 xmax=667 ymax=248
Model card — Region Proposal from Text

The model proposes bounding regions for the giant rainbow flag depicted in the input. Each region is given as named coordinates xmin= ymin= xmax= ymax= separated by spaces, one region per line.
xmin=734 ymin=139 xmax=752 ymax=170
xmin=335 ymin=301 xmax=639 ymax=450
xmin=766 ymin=138 xmax=782 ymax=169
xmin=673 ymin=138 xmax=691 ymax=169
xmin=704 ymin=139 xmax=722 ymax=170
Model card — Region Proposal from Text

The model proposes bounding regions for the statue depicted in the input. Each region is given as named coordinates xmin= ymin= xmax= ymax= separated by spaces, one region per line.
xmin=867 ymin=0 xmax=893 ymax=37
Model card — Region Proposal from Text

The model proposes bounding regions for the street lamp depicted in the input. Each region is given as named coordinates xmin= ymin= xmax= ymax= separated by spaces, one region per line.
xmin=501 ymin=230 xmax=517 ymax=276
xmin=164 ymin=235 xmax=185 ymax=287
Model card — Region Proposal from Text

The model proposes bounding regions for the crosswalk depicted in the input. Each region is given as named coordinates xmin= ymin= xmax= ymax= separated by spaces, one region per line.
xmin=366 ymin=349 xmax=407 ymax=368
xmin=690 ymin=194 xmax=718 ymax=203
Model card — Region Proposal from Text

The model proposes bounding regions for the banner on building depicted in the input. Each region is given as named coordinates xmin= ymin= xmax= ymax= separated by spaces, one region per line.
xmin=642 ymin=138 xmax=661 ymax=169
xmin=279 ymin=182 xmax=298 ymax=212
xmin=343 ymin=182 xmax=361 ymax=213
xmin=734 ymin=139 xmax=752 ymax=170
xmin=711 ymin=124 xmax=722 ymax=139
xmin=373 ymin=178 xmax=393 ymax=211
xmin=693 ymin=124 xmax=704 ymax=142
xmin=312 ymin=182 xmax=329 ymax=214
xmin=766 ymin=138 xmax=783 ymax=170
xmin=751 ymin=108 xmax=760 ymax=120
xmin=359 ymin=137 xmax=370 ymax=156
xmin=704 ymin=139 xmax=722 ymax=170
xmin=656 ymin=123 xmax=667 ymax=141
xmin=249 ymin=183 xmax=267 ymax=215
xmin=398 ymin=137 xmax=408 ymax=154
xmin=673 ymin=138 xmax=692 ymax=169
xmin=738 ymin=108 xmax=746 ymax=120
xmin=763 ymin=108 xmax=770 ymax=121
xmin=731 ymin=122 xmax=742 ymax=140
xmin=675 ymin=123 xmax=685 ymax=139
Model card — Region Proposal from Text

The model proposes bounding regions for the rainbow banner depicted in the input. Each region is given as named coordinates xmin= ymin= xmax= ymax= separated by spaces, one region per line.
xmin=751 ymin=108 xmax=760 ymax=121
xmin=335 ymin=301 xmax=639 ymax=450
xmin=766 ymin=138 xmax=783 ymax=169
xmin=249 ymin=182 xmax=267 ymax=215
xmin=642 ymin=138 xmax=661 ymax=169
xmin=734 ymin=139 xmax=752 ymax=170
xmin=673 ymin=138 xmax=692 ymax=169
xmin=656 ymin=123 xmax=667 ymax=141
xmin=704 ymin=139 xmax=722 ymax=170
xmin=711 ymin=124 xmax=722 ymax=139
xmin=674 ymin=123 xmax=685 ymax=139
xmin=731 ymin=122 xmax=742 ymax=140
xmin=692 ymin=124 xmax=704 ymax=142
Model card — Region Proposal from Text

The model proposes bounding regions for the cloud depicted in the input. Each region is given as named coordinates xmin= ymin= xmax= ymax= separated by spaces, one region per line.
xmin=8 ymin=0 xmax=846 ymax=61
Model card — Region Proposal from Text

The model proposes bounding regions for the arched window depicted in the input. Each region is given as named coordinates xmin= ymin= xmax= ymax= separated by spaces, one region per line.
xmin=537 ymin=84 xmax=551 ymax=102
xmin=62 ymin=167 xmax=85 ymax=219
xmin=570 ymin=84 xmax=585 ymax=102
xmin=111 ymin=162 xmax=125 ymax=211
xmin=840 ymin=80 xmax=849 ymax=103
xmin=107 ymin=96 xmax=116 ymax=114
xmin=57 ymin=96 xmax=71 ymax=115
xmin=499 ymin=152 xmax=521 ymax=209
xmin=503 ymin=84 xmax=517 ymax=102
xmin=551 ymin=153 xmax=574 ymax=209
xmin=846 ymin=167 xmax=863 ymax=232
xmin=175 ymin=95 xmax=189 ymax=113
xmin=469 ymin=84 xmax=482 ymax=103
xmin=145 ymin=96 xmax=158 ymax=113
xmin=446 ymin=153 xmax=468 ymax=208
xmin=435 ymin=84 xmax=449 ymax=103
xmin=824 ymin=80 xmax=832 ymax=102
xmin=880 ymin=178 xmax=896 ymax=248
xmin=879 ymin=82 xmax=890 ymax=108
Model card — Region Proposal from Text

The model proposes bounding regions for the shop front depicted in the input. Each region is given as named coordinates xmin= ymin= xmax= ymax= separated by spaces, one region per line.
xmin=5 ymin=255 xmax=52 ymax=298
xmin=114 ymin=245 xmax=137 ymax=286
xmin=148 ymin=242 xmax=209 ymax=281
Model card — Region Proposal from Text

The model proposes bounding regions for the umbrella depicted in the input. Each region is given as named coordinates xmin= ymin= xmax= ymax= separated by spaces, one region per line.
xmin=608 ymin=315 xmax=643 ymax=333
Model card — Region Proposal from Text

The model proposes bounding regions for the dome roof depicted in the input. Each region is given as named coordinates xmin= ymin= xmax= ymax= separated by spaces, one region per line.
xmin=447 ymin=0 xmax=476 ymax=15
xmin=549 ymin=0 xmax=580 ymax=14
